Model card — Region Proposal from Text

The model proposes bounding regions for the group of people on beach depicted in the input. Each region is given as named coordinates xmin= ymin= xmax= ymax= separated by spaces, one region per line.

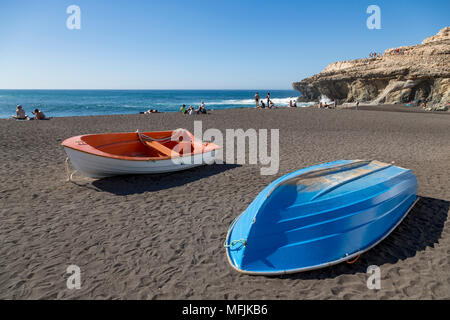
xmin=180 ymin=101 xmax=207 ymax=115
xmin=12 ymin=105 xmax=46 ymax=120
xmin=255 ymin=92 xmax=291 ymax=109
xmin=254 ymin=92 xmax=300 ymax=109
xmin=318 ymin=100 xmax=338 ymax=109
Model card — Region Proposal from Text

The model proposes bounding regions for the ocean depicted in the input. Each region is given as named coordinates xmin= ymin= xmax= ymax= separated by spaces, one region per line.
xmin=0 ymin=90 xmax=311 ymax=119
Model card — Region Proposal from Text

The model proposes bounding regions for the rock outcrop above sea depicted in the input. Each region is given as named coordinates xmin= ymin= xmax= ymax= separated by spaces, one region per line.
xmin=293 ymin=27 xmax=450 ymax=110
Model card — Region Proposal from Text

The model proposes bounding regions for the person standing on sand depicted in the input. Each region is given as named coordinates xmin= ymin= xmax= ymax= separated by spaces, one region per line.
xmin=356 ymin=101 xmax=360 ymax=110
xmin=266 ymin=92 xmax=271 ymax=108
xmin=254 ymin=92 xmax=260 ymax=108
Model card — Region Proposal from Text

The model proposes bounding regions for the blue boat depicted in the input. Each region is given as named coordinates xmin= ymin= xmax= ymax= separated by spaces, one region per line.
xmin=224 ymin=160 xmax=418 ymax=275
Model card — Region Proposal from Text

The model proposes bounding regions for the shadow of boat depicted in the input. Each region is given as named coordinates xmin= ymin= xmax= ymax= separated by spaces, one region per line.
xmin=90 ymin=163 xmax=240 ymax=195
xmin=273 ymin=196 xmax=449 ymax=280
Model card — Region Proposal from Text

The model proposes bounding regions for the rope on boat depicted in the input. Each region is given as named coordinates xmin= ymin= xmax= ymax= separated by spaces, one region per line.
xmin=346 ymin=255 xmax=360 ymax=264
xmin=65 ymin=157 xmax=78 ymax=182
xmin=136 ymin=130 xmax=173 ymax=143
xmin=224 ymin=239 xmax=247 ymax=248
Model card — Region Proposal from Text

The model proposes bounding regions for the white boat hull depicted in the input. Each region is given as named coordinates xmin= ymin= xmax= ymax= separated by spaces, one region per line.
xmin=64 ymin=147 xmax=216 ymax=178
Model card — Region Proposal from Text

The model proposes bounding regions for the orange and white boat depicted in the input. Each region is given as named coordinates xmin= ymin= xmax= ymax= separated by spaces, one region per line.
xmin=62 ymin=129 xmax=220 ymax=178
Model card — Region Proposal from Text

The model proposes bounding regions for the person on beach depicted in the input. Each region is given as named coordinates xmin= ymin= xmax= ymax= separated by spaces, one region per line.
xmin=266 ymin=92 xmax=271 ymax=108
xmin=293 ymin=101 xmax=297 ymax=108
xmin=259 ymin=101 xmax=266 ymax=109
xmin=180 ymin=104 xmax=186 ymax=114
xmin=289 ymin=100 xmax=293 ymax=108
xmin=356 ymin=101 xmax=360 ymax=110
xmin=334 ymin=100 xmax=337 ymax=109
xmin=188 ymin=106 xmax=195 ymax=115
xmin=12 ymin=105 xmax=28 ymax=120
xmin=196 ymin=105 xmax=207 ymax=114
xmin=255 ymin=92 xmax=260 ymax=107
xmin=32 ymin=108 xmax=46 ymax=120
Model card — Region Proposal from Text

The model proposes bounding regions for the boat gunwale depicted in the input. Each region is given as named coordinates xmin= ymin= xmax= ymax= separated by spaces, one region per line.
xmin=61 ymin=131 xmax=221 ymax=162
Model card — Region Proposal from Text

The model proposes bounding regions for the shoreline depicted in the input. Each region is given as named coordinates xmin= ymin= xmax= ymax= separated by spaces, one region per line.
xmin=2 ymin=103 xmax=449 ymax=121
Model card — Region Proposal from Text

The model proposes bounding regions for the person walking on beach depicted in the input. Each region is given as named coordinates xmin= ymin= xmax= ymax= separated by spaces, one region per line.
xmin=356 ymin=101 xmax=360 ymax=110
xmin=254 ymin=92 xmax=260 ymax=108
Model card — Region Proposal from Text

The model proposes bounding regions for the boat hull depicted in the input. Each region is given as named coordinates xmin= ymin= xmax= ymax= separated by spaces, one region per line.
xmin=225 ymin=160 xmax=418 ymax=275
xmin=62 ymin=130 xmax=219 ymax=178
xmin=64 ymin=147 xmax=217 ymax=178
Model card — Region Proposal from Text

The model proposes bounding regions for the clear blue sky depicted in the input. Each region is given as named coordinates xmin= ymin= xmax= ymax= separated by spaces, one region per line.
xmin=0 ymin=0 xmax=448 ymax=89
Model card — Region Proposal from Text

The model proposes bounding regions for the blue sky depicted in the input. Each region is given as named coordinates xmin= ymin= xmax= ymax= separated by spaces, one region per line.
xmin=0 ymin=0 xmax=448 ymax=89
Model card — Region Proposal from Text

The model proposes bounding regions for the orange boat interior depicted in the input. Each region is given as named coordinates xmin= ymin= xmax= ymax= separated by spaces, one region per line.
xmin=62 ymin=130 xmax=219 ymax=161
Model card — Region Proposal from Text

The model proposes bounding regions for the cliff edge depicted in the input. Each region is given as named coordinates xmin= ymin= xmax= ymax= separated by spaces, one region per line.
xmin=292 ymin=27 xmax=450 ymax=109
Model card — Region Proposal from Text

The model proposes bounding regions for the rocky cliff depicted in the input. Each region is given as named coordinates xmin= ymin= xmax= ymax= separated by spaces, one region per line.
xmin=293 ymin=27 xmax=450 ymax=109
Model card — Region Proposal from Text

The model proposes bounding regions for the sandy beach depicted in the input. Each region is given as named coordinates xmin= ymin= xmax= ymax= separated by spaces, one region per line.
xmin=0 ymin=106 xmax=449 ymax=300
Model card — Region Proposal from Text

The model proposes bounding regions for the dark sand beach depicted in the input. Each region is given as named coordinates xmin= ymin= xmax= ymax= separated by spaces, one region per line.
xmin=0 ymin=106 xmax=449 ymax=299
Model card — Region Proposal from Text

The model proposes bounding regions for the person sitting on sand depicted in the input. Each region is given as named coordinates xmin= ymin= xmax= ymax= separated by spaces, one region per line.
xmin=32 ymin=108 xmax=46 ymax=120
xmin=293 ymin=101 xmax=297 ymax=108
xmin=180 ymin=104 xmax=187 ymax=114
xmin=145 ymin=109 xmax=159 ymax=114
xmin=188 ymin=106 xmax=195 ymax=115
xmin=268 ymin=100 xmax=277 ymax=109
xmin=258 ymin=101 xmax=266 ymax=109
xmin=197 ymin=105 xmax=207 ymax=114
xmin=289 ymin=100 xmax=293 ymax=108
xmin=12 ymin=105 xmax=28 ymax=120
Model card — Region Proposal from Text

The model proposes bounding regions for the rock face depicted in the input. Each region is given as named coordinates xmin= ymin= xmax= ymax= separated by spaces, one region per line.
xmin=293 ymin=27 xmax=450 ymax=109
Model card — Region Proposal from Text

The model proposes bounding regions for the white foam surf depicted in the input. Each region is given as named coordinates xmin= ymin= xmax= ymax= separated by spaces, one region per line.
xmin=205 ymin=96 xmax=314 ymax=107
